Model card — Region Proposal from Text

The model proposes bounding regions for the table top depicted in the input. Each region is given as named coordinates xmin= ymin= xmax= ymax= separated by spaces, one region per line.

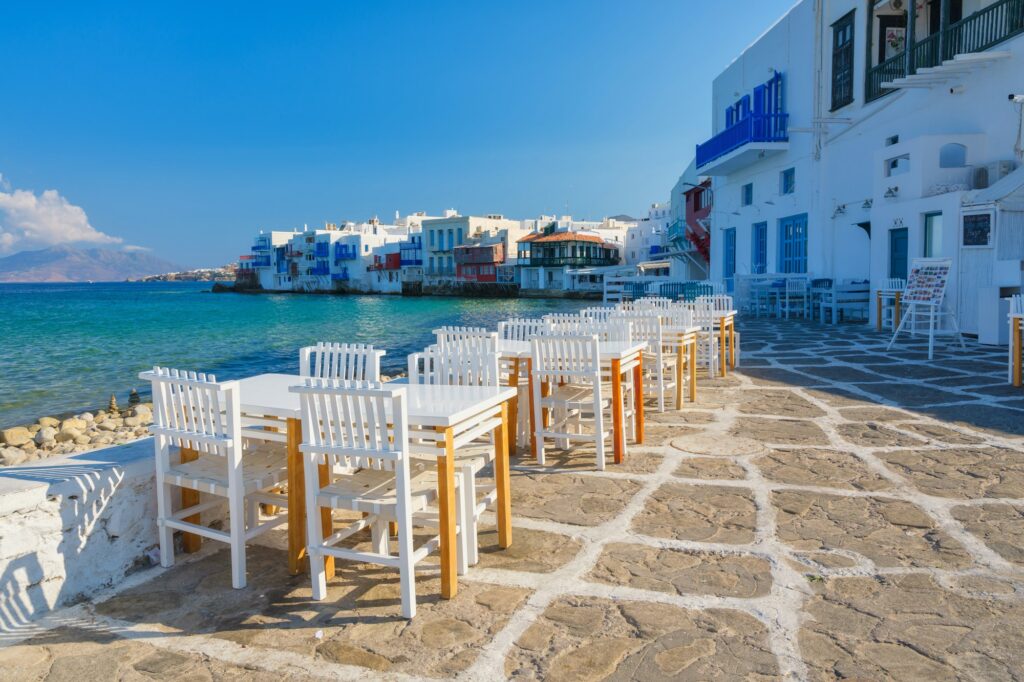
xmin=236 ymin=373 xmax=516 ymax=426
xmin=496 ymin=339 xmax=646 ymax=359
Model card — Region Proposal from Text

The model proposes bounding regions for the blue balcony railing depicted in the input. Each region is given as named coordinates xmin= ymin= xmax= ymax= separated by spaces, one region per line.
xmin=649 ymin=245 xmax=665 ymax=257
xmin=314 ymin=242 xmax=329 ymax=258
xmin=331 ymin=269 xmax=350 ymax=281
xmin=334 ymin=243 xmax=358 ymax=261
xmin=696 ymin=113 xmax=789 ymax=168
xmin=311 ymin=261 xmax=330 ymax=276
xmin=252 ymin=256 xmax=271 ymax=267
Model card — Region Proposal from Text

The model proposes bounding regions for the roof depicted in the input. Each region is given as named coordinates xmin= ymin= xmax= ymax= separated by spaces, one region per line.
xmin=963 ymin=165 xmax=1024 ymax=209
xmin=518 ymin=231 xmax=612 ymax=245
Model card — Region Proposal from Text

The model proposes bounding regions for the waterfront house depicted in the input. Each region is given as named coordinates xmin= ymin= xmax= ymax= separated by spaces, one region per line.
xmin=665 ymin=163 xmax=712 ymax=282
xmin=454 ymin=239 xmax=506 ymax=283
xmin=517 ymin=225 xmax=623 ymax=295
xmin=690 ymin=0 xmax=1024 ymax=337
xmin=238 ymin=230 xmax=300 ymax=290
xmin=421 ymin=212 xmax=527 ymax=283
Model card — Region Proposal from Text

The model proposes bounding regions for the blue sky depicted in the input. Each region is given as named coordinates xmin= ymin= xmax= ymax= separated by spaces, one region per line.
xmin=0 ymin=1 xmax=794 ymax=267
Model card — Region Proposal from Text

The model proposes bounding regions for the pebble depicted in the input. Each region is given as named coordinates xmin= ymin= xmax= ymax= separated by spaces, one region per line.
xmin=35 ymin=427 xmax=57 ymax=444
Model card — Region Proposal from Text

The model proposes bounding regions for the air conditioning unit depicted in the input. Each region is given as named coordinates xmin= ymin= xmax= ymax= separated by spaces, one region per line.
xmin=972 ymin=161 xmax=1018 ymax=189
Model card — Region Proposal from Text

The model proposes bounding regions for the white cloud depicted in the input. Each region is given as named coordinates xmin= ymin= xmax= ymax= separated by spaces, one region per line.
xmin=0 ymin=179 xmax=123 ymax=254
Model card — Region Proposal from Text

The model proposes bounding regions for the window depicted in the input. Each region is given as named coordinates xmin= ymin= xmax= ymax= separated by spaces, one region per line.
xmin=831 ymin=11 xmax=855 ymax=110
xmin=741 ymin=183 xmax=753 ymax=206
xmin=924 ymin=213 xmax=943 ymax=257
xmin=780 ymin=168 xmax=796 ymax=195
xmin=778 ymin=214 xmax=808 ymax=273
xmin=456 ymin=227 xmax=463 ymax=245
xmin=885 ymin=154 xmax=910 ymax=177
xmin=752 ymin=222 xmax=768 ymax=274
xmin=429 ymin=230 xmax=435 ymax=248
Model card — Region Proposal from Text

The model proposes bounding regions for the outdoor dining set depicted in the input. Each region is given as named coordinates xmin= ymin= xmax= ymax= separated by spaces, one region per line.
xmin=140 ymin=295 xmax=738 ymax=618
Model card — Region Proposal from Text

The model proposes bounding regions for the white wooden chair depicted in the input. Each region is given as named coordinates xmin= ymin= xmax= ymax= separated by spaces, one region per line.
xmin=300 ymin=342 xmax=385 ymax=382
xmin=145 ymin=367 xmax=288 ymax=589
xmin=498 ymin=318 xmax=546 ymax=341
xmin=779 ymin=278 xmax=809 ymax=319
xmin=408 ymin=344 xmax=501 ymax=572
xmin=700 ymin=294 xmax=741 ymax=367
xmin=581 ymin=306 xmax=616 ymax=322
xmin=1009 ymin=294 xmax=1023 ymax=386
xmin=542 ymin=312 xmax=586 ymax=326
xmin=530 ymin=335 xmax=613 ymax=470
xmin=291 ymin=379 xmax=441 ymax=619
xmin=691 ymin=298 xmax=721 ymax=375
xmin=635 ymin=296 xmax=672 ymax=311
xmin=879 ymin=278 xmax=907 ymax=330
xmin=433 ymin=326 xmax=498 ymax=351
xmin=612 ymin=312 xmax=675 ymax=412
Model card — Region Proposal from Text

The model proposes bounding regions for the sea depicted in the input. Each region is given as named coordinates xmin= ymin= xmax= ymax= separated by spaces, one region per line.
xmin=0 ymin=282 xmax=589 ymax=428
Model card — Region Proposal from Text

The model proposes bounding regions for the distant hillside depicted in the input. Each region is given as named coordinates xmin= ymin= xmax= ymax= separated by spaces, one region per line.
xmin=0 ymin=246 xmax=183 ymax=283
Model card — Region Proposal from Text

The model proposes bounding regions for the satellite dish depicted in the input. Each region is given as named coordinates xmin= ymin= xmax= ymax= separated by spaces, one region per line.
xmin=890 ymin=0 xmax=904 ymax=11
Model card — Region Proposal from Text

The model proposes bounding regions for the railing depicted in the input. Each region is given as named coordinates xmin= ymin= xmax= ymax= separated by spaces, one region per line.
xmin=251 ymin=256 xmax=271 ymax=268
xmin=331 ymin=270 xmax=349 ymax=281
xmin=334 ymin=244 xmax=358 ymax=261
xmin=649 ymin=245 xmax=666 ymax=257
xmin=310 ymin=261 xmax=330 ymax=276
xmin=868 ymin=0 xmax=1023 ymax=102
xmin=696 ymin=113 xmax=789 ymax=168
xmin=866 ymin=51 xmax=907 ymax=101
xmin=947 ymin=0 xmax=1024 ymax=56
xmin=400 ymin=258 xmax=423 ymax=266
xmin=314 ymin=243 xmax=329 ymax=258
xmin=523 ymin=257 xmax=619 ymax=268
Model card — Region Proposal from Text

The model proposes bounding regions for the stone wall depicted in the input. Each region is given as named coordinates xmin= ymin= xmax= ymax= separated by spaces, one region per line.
xmin=0 ymin=440 xmax=163 ymax=630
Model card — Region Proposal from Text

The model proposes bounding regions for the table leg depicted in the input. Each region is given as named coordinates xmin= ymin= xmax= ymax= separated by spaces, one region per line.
xmin=286 ymin=417 xmax=306 ymax=575
xmin=689 ymin=339 xmax=697 ymax=403
xmin=493 ymin=402 xmax=512 ymax=548
xmin=632 ymin=354 xmax=644 ymax=445
xmin=507 ymin=358 xmax=520 ymax=456
xmin=876 ymin=292 xmax=882 ymax=332
xmin=730 ymin=320 xmax=736 ymax=369
xmin=180 ymin=445 xmax=201 ymax=553
xmin=719 ymin=320 xmax=727 ymax=377
xmin=611 ymin=358 xmax=624 ymax=464
xmin=317 ymin=461 xmax=335 ymax=579
xmin=436 ymin=427 xmax=458 ymax=599
xmin=894 ymin=293 xmax=902 ymax=331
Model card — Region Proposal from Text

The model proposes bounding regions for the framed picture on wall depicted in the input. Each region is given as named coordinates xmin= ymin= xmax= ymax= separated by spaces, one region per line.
xmin=962 ymin=213 xmax=992 ymax=247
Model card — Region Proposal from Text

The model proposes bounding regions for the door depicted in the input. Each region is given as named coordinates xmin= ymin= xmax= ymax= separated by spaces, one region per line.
xmin=778 ymin=214 xmax=808 ymax=274
xmin=723 ymin=228 xmax=736 ymax=293
xmin=958 ymin=212 xmax=995 ymax=335
xmin=889 ymin=228 xmax=908 ymax=280
xmin=752 ymin=222 xmax=767 ymax=274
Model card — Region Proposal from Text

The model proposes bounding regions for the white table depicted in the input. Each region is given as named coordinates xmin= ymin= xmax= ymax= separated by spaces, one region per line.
xmin=661 ymin=324 xmax=702 ymax=405
xmin=495 ymin=340 xmax=647 ymax=463
xmin=237 ymin=373 xmax=516 ymax=601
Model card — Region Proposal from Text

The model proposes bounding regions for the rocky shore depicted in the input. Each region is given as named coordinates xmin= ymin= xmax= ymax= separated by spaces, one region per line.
xmin=0 ymin=402 xmax=154 ymax=466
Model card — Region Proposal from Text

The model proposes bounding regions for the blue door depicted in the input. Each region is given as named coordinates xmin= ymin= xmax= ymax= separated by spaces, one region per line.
xmin=752 ymin=222 xmax=767 ymax=274
xmin=778 ymin=214 xmax=808 ymax=273
xmin=723 ymin=228 xmax=736 ymax=292
xmin=889 ymin=228 xmax=908 ymax=279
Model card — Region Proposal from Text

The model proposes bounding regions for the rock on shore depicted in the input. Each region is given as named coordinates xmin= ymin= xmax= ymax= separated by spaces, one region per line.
xmin=0 ymin=404 xmax=154 ymax=466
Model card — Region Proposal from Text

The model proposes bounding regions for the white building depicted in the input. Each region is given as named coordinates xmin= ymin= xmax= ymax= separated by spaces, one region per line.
xmin=422 ymin=212 xmax=528 ymax=280
xmin=626 ymin=203 xmax=671 ymax=266
xmin=695 ymin=0 xmax=1024 ymax=338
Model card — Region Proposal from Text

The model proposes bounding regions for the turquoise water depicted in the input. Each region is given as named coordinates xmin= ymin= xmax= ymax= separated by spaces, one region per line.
xmin=0 ymin=282 xmax=588 ymax=428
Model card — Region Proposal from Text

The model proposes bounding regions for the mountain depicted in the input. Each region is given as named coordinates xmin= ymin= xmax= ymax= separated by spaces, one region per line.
xmin=0 ymin=246 xmax=183 ymax=283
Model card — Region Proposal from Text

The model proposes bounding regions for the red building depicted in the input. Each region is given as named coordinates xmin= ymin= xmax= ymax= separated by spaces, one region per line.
xmin=454 ymin=242 xmax=505 ymax=283
xmin=683 ymin=179 xmax=712 ymax=264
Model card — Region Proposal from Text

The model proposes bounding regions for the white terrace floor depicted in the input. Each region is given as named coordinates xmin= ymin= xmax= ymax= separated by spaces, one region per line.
xmin=4 ymin=319 xmax=1024 ymax=681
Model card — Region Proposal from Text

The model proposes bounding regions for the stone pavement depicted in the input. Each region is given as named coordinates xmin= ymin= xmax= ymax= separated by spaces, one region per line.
xmin=3 ymin=319 xmax=1024 ymax=681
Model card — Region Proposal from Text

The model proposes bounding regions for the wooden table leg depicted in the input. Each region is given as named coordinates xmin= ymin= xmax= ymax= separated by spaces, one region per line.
xmin=1014 ymin=318 xmax=1022 ymax=388
xmin=719 ymin=320 xmax=727 ymax=377
xmin=436 ymin=427 xmax=458 ymax=599
xmin=286 ymin=417 xmax=306 ymax=576
xmin=493 ymin=402 xmax=512 ymax=548
xmin=876 ymin=292 xmax=883 ymax=332
xmin=611 ymin=358 xmax=624 ymax=464
xmin=507 ymin=358 xmax=520 ymax=456
xmin=180 ymin=445 xmax=201 ymax=553
xmin=632 ymin=354 xmax=644 ymax=445
xmin=894 ymin=292 xmax=902 ymax=330
xmin=728 ymin=319 xmax=736 ymax=369
xmin=689 ymin=339 xmax=697 ymax=403
xmin=317 ymin=461 xmax=335 ymax=579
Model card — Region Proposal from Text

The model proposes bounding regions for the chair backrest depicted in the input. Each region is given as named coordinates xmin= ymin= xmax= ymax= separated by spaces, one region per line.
xmin=290 ymin=379 xmax=406 ymax=471
xmin=498 ymin=318 xmax=546 ymax=341
xmin=611 ymin=312 xmax=662 ymax=349
xmin=810 ymin=278 xmax=834 ymax=289
xmin=697 ymin=294 xmax=734 ymax=315
xmin=408 ymin=344 xmax=500 ymax=387
xmin=662 ymin=306 xmax=695 ymax=329
xmin=636 ymin=296 xmax=672 ymax=311
xmin=581 ymin=306 xmax=615 ymax=322
xmin=1010 ymin=294 xmax=1023 ymax=316
xmin=884 ymin=277 xmax=907 ymax=291
xmin=530 ymin=335 xmax=601 ymax=384
xmin=300 ymin=342 xmax=383 ymax=382
xmin=546 ymin=319 xmax=632 ymax=343
xmin=433 ymin=326 xmax=498 ymax=351
xmin=786 ymin=278 xmax=808 ymax=294
xmin=146 ymin=367 xmax=239 ymax=457
xmin=543 ymin=313 xmax=585 ymax=325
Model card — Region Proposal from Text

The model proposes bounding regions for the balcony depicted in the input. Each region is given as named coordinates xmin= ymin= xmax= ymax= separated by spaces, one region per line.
xmin=310 ymin=261 xmax=330 ymax=276
xmin=524 ymin=256 xmax=619 ymax=268
xmin=695 ymin=113 xmax=789 ymax=174
xmin=331 ymin=269 xmax=350 ymax=282
xmin=314 ymin=243 xmax=329 ymax=258
xmin=334 ymin=243 xmax=358 ymax=261
xmin=867 ymin=0 xmax=1023 ymax=101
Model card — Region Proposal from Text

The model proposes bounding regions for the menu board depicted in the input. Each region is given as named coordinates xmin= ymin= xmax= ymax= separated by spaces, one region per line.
xmin=902 ymin=258 xmax=951 ymax=304
xmin=963 ymin=213 xmax=992 ymax=247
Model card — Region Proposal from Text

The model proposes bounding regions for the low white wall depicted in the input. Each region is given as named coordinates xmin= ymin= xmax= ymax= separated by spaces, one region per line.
xmin=0 ymin=440 xmax=160 ymax=631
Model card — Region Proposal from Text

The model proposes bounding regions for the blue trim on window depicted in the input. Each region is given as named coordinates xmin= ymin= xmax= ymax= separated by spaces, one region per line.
xmin=777 ymin=214 xmax=808 ymax=274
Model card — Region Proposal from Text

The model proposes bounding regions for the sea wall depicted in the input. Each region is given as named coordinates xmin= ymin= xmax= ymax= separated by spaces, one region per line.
xmin=0 ymin=440 xmax=226 ymax=630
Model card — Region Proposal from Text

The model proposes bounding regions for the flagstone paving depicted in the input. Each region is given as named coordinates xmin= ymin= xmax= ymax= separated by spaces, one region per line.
xmin=4 ymin=318 xmax=1024 ymax=680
